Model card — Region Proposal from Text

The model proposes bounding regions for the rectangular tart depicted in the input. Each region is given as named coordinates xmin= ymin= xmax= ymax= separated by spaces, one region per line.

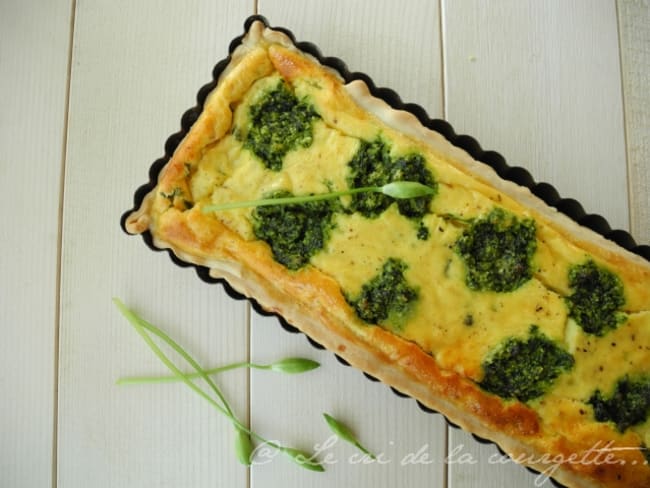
xmin=124 ymin=17 xmax=650 ymax=488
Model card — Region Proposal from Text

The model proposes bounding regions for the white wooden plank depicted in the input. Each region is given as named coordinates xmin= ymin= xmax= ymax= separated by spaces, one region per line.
xmin=618 ymin=0 xmax=650 ymax=243
xmin=447 ymin=430 xmax=555 ymax=488
xmin=443 ymin=0 xmax=629 ymax=231
xmin=250 ymin=314 xmax=448 ymax=486
xmin=58 ymin=1 xmax=253 ymax=487
xmin=0 ymin=1 xmax=72 ymax=487
xmin=442 ymin=1 xmax=629 ymax=487
xmin=252 ymin=1 xmax=446 ymax=487
xmin=258 ymin=0 xmax=443 ymax=117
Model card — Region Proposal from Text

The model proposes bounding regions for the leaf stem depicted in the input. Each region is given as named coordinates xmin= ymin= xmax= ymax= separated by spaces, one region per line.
xmin=202 ymin=186 xmax=380 ymax=212
xmin=117 ymin=357 xmax=320 ymax=385
xmin=201 ymin=180 xmax=436 ymax=213
xmin=116 ymin=361 xmax=262 ymax=385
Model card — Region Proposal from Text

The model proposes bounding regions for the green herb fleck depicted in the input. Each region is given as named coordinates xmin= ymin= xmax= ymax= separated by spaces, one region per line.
xmin=463 ymin=314 xmax=474 ymax=326
xmin=160 ymin=187 xmax=184 ymax=207
xmin=347 ymin=257 xmax=418 ymax=328
xmin=454 ymin=208 xmax=537 ymax=292
xmin=479 ymin=325 xmax=575 ymax=402
xmin=347 ymin=138 xmax=436 ymax=219
xmin=252 ymin=190 xmax=337 ymax=270
xmin=566 ymin=259 xmax=626 ymax=336
xmin=416 ymin=222 xmax=430 ymax=241
xmin=244 ymin=81 xmax=320 ymax=171
xmin=588 ymin=375 xmax=650 ymax=432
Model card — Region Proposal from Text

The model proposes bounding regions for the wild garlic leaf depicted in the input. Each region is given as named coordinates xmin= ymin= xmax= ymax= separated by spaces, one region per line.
xmin=116 ymin=357 xmax=320 ymax=384
xmin=323 ymin=413 xmax=376 ymax=460
xmin=268 ymin=357 xmax=320 ymax=374
xmin=380 ymin=181 xmax=436 ymax=199
xmin=234 ymin=427 xmax=254 ymax=466
xmin=201 ymin=180 xmax=437 ymax=213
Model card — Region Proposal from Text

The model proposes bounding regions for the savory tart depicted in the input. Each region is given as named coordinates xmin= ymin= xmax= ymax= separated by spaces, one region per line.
xmin=124 ymin=18 xmax=650 ymax=488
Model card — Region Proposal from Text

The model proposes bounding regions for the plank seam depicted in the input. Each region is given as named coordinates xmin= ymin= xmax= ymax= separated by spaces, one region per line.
xmin=248 ymin=8 xmax=255 ymax=488
xmin=52 ymin=1 xmax=77 ymax=487
xmin=438 ymin=0 xmax=447 ymax=120
xmin=438 ymin=1 xmax=450 ymax=486
xmin=615 ymin=0 xmax=634 ymax=235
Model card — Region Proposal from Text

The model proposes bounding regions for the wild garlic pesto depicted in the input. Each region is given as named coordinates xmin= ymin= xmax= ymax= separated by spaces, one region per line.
xmin=346 ymin=138 xmax=437 ymax=219
xmin=252 ymin=190 xmax=338 ymax=270
xmin=478 ymin=325 xmax=575 ymax=402
xmin=346 ymin=257 xmax=418 ymax=330
xmin=242 ymin=80 xmax=320 ymax=171
xmin=453 ymin=208 xmax=537 ymax=293
xmin=566 ymin=259 xmax=627 ymax=336
xmin=588 ymin=375 xmax=650 ymax=432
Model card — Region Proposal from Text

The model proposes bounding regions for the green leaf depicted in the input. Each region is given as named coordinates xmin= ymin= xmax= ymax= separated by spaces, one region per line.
xmin=201 ymin=180 xmax=437 ymax=213
xmin=380 ymin=181 xmax=436 ymax=199
xmin=234 ymin=427 xmax=254 ymax=466
xmin=323 ymin=413 xmax=376 ymax=460
xmin=268 ymin=357 xmax=320 ymax=374
xmin=115 ymin=361 xmax=249 ymax=385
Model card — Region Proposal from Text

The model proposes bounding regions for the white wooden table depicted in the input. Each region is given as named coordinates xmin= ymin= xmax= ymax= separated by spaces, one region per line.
xmin=2 ymin=1 xmax=648 ymax=487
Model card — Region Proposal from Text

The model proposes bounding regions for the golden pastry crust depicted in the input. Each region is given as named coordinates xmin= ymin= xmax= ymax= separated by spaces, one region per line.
xmin=125 ymin=20 xmax=650 ymax=488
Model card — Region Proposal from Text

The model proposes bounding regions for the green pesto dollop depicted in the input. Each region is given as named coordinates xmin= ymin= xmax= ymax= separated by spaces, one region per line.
xmin=479 ymin=325 xmax=575 ymax=403
xmin=346 ymin=138 xmax=436 ymax=219
xmin=244 ymin=81 xmax=320 ymax=171
xmin=252 ymin=191 xmax=336 ymax=270
xmin=566 ymin=259 xmax=626 ymax=336
xmin=347 ymin=257 xmax=418 ymax=329
xmin=588 ymin=375 xmax=650 ymax=433
xmin=454 ymin=207 xmax=537 ymax=292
